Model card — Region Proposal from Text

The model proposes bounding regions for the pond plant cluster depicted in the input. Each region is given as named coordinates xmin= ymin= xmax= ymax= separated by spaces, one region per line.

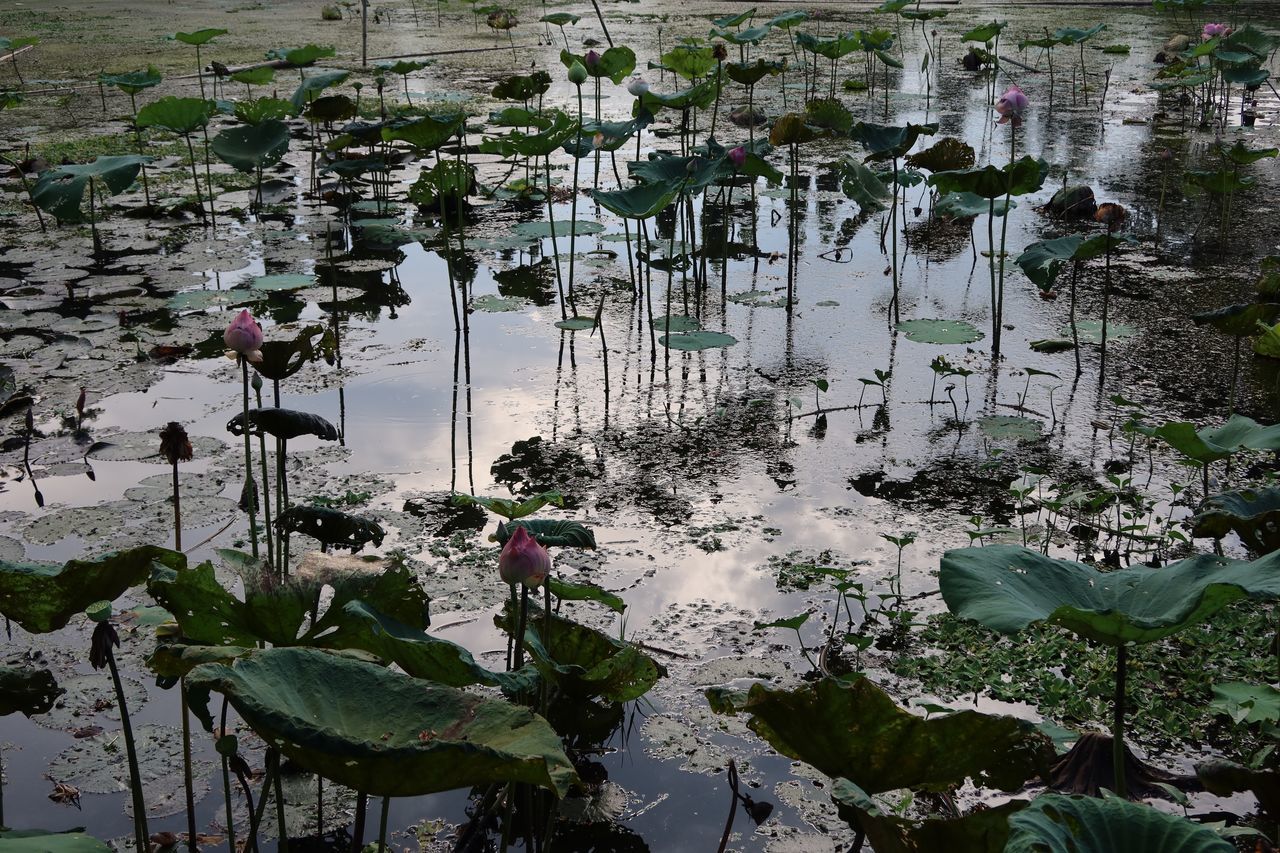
xmin=0 ymin=0 xmax=1278 ymax=850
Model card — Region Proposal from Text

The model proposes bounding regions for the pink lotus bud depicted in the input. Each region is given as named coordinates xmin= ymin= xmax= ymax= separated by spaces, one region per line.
xmin=627 ymin=77 xmax=649 ymax=97
xmin=994 ymin=85 xmax=1028 ymax=126
xmin=1202 ymin=22 xmax=1230 ymax=39
xmin=499 ymin=525 xmax=551 ymax=588
xmin=728 ymin=146 xmax=747 ymax=168
xmin=585 ymin=50 xmax=601 ymax=70
xmin=223 ymin=308 xmax=264 ymax=363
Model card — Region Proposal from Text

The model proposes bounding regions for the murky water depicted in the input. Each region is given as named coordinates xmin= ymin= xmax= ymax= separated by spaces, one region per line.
xmin=2 ymin=0 xmax=1279 ymax=849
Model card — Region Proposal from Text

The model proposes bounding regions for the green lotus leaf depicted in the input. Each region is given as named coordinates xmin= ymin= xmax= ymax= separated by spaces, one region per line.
xmin=582 ymin=117 xmax=646 ymax=151
xmin=769 ymin=112 xmax=818 ymax=146
xmin=1191 ymin=486 xmax=1280 ymax=553
xmin=271 ymin=43 xmax=336 ymax=65
xmin=1193 ymin=302 xmax=1280 ymax=337
xmin=725 ymin=58 xmax=785 ymax=86
xmin=234 ymin=96 xmax=295 ymax=125
xmin=1015 ymin=236 xmax=1085 ymax=289
xmin=147 ymin=642 xmax=256 ymax=679
xmin=1209 ymin=682 xmax=1280 ymax=725
xmin=1221 ymin=24 xmax=1280 ymax=60
xmin=495 ymin=519 xmax=597 ymax=549
xmin=540 ymin=12 xmax=579 ymax=26
xmin=627 ymin=153 xmax=725 ymax=195
xmin=290 ymin=68 xmax=350 ymax=111
xmin=841 ymin=157 xmax=891 ymax=211
xmin=711 ymin=24 xmax=772 ymax=45
xmin=481 ymin=109 xmax=578 ymax=157
xmin=0 ymin=546 xmax=185 ymax=634
xmin=175 ymin=28 xmax=227 ymax=45
xmin=453 ymin=490 xmax=565 ymax=520
xmin=492 ymin=70 xmax=553 ymax=102
xmin=1185 ymin=167 xmax=1254 ymax=196
xmin=904 ymin=137 xmax=974 ymax=172
xmin=304 ymin=93 xmax=356 ymax=124
xmin=638 ymin=79 xmax=717 ymax=111
xmin=660 ymin=330 xmax=738 ymax=351
xmin=876 ymin=0 xmax=911 ymax=12
xmin=934 ymin=191 xmax=1013 ymax=218
xmin=31 ymin=155 xmax=150 ymax=223
xmin=1141 ymin=414 xmax=1280 ymax=464
xmin=768 ymin=10 xmax=808 ymax=28
xmin=712 ymin=8 xmax=755 ymax=28
xmin=806 ymin=97 xmax=854 ymax=134
xmin=135 ymin=95 xmax=214 ymax=134
xmin=546 ymin=577 xmax=625 ymax=613
xmin=961 ymin=21 xmax=1007 ymax=43
xmin=1005 ymin=794 xmax=1231 ymax=852
xmin=1220 ymin=140 xmax=1278 ymax=166
xmin=0 ymin=666 xmax=62 ymax=717
xmin=1052 ymin=23 xmax=1106 ymax=45
xmin=230 ymin=66 xmax=276 ymax=86
xmin=251 ymin=323 xmax=335 ymax=382
xmin=895 ymin=318 xmax=983 ymax=344
xmin=900 ymin=9 xmax=948 ymax=21
xmin=99 ymin=65 xmax=162 ymax=95
xmin=210 ymin=119 xmax=290 ymax=172
xmin=978 ymin=415 xmax=1042 ymax=441
xmin=796 ymin=31 xmax=863 ymax=60
xmin=658 ymin=44 xmax=716 ymax=80
xmin=650 ymin=314 xmax=701 ymax=332
xmin=928 ymin=155 xmax=1047 ymax=199
xmin=1221 ymin=65 xmax=1269 ymax=86
xmin=185 ymin=647 xmax=578 ymax=797
xmin=381 ymin=110 xmax=464 ymax=150
xmin=939 ymin=544 xmax=1280 ymax=646
xmin=0 ymin=830 xmax=113 ymax=853
xmin=830 ymin=778 xmax=1024 ymax=853
xmin=706 ymin=675 xmax=1053 ymax=793
xmin=500 ymin=605 xmax=665 ymax=703
xmin=559 ymin=46 xmax=636 ymax=84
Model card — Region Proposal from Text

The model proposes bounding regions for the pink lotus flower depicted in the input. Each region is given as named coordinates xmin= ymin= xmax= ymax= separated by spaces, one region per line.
xmin=995 ymin=85 xmax=1028 ymax=126
xmin=585 ymin=50 xmax=601 ymax=70
xmin=1202 ymin=22 xmax=1230 ymax=40
xmin=728 ymin=146 xmax=747 ymax=168
xmin=223 ymin=309 xmax=264 ymax=363
xmin=498 ymin=525 xmax=551 ymax=588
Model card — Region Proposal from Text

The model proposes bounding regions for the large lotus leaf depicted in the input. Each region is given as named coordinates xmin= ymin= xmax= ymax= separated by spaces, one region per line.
xmin=628 ymin=153 xmax=726 ymax=195
xmin=276 ymin=506 xmax=385 ymax=551
xmin=382 ymin=111 xmax=465 ymax=151
xmin=961 ymin=21 xmax=1007 ymax=43
xmin=1193 ymin=302 xmax=1280 ymax=337
xmin=935 ymin=191 xmax=1013 ymax=219
xmin=592 ymin=182 xmax=679 ymax=220
xmin=1143 ymin=414 xmax=1280 ymax=464
xmin=500 ymin=605 xmax=665 ymax=703
xmin=149 ymin=560 xmax=310 ymax=647
xmin=226 ymin=408 xmax=339 ymax=441
xmin=769 ymin=9 xmax=809 ymax=28
xmin=0 ymin=830 xmax=112 ymax=853
xmin=235 ymin=96 xmax=295 ymax=125
xmin=1221 ymin=24 xmax=1280 ymax=60
xmin=842 ymin=158 xmax=890 ymax=211
xmin=290 ymin=69 xmax=350 ymax=111
xmin=637 ymin=79 xmax=717 ymax=111
xmin=559 ymin=46 xmax=636 ymax=84
xmin=706 ymin=675 xmax=1053 ymax=793
xmin=1186 ymin=168 xmax=1253 ymax=196
xmin=100 ymin=66 xmax=162 ymax=95
xmin=32 ymin=155 xmax=150 ymax=223
xmin=1052 ymin=23 xmax=1106 ymax=44
xmin=1221 ymin=65 xmax=1269 ymax=86
xmin=1198 ymin=759 xmax=1280 ymax=816
xmin=1191 ymin=487 xmax=1280 ymax=553
xmin=135 ymin=96 xmax=214 ymax=134
xmin=279 ymin=44 xmax=336 ymax=66
xmin=711 ymin=24 xmax=772 ymax=45
xmin=830 ymin=778 xmax=1023 ymax=852
xmin=896 ymin=318 xmax=983 ymax=344
xmin=0 ymin=546 xmax=184 ymax=633
xmin=231 ymin=66 xmax=276 ymax=87
xmin=1015 ymin=236 xmax=1085 ymax=290
xmin=147 ymin=642 xmax=255 ymax=678
xmin=1210 ymin=682 xmax=1280 ymax=724
xmin=582 ymin=117 xmax=647 ymax=151
xmin=546 ymin=577 xmax=625 ymax=613
xmin=210 ymin=119 xmax=290 ymax=172
xmin=324 ymin=601 xmax=532 ymax=691
xmin=175 ymin=28 xmax=226 ymax=45
xmin=304 ymin=94 xmax=356 ymax=124
xmin=769 ymin=113 xmax=818 ymax=146
xmin=251 ymin=324 xmax=335 ymax=382
xmin=492 ymin=70 xmax=553 ymax=102
xmin=0 ymin=666 xmax=62 ymax=716
xmin=660 ymin=331 xmax=738 ymax=351
xmin=725 ymin=58 xmax=785 ymax=86
xmin=939 ymin=544 xmax=1280 ymax=645
xmin=1005 ymin=794 xmax=1232 ymax=852
xmin=658 ymin=44 xmax=717 ymax=80
xmin=796 ymin=31 xmax=863 ymax=60
xmin=495 ymin=519 xmax=597 ymax=549
xmin=481 ymin=110 xmax=578 ymax=158
xmin=905 ymin=137 xmax=974 ymax=172
xmin=850 ymin=121 xmax=938 ymax=161
xmin=806 ymin=97 xmax=854 ymax=134
xmin=928 ymin=156 xmax=1047 ymax=199
xmin=185 ymin=647 xmax=578 ymax=797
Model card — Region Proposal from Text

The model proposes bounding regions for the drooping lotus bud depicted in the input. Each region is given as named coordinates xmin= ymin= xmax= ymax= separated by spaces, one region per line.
xmin=568 ymin=60 xmax=588 ymax=86
xmin=713 ymin=43 xmax=728 ymax=61
xmin=498 ymin=525 xmax=551 ymax=588
xmin=1202 ymin=22 xmax=1230 ymax=39
xmin=1094 ymin=202 xmax=1127 ymax=229
xmin=994 ymin=85 xmax=1028 ymax=126
xmin=159 ymin=421 xmax=194 ymax=466
xmin=728 ymin=146 xmax=747 ymax=168
xmin=223 ymin=309 xmax=264 ymax=363
xmin=627 ymin=77 xmax=649 ymax=97
xmin=585 ymin=50 xmax=602 ymax=70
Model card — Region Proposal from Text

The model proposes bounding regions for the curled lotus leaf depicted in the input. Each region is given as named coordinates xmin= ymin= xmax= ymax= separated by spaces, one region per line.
xmin=0 ymin=665 xmax=62 ymax=717
xmin=251 ymin=324 xmax=336 ymax=382
xmin=1197 ymin=760 xmax=1280 ymax=817
xmin=226 ymin=408 xmax=339 ymax=441
xmin=928 ymin=155 xmax=1048 ymax=199
xmin=491 ymin=70 xmax=553 ymax=101
xmin=1005 ymin=794 xmax=1231 ymax=852
xmin=940 ymin=544 xmax=1280 ymax=646
xmin=275 ymin=505 xmax=386 ymax=551
xmin=725 ymin=58 xmax=786 ymax=87
xmin=706 ymin=675 xmax=1053 ymax=794
xmin=769 ymin=113 xmax=818 ymax=146
xmin=1139 ymin=414 xmax=1280 ymax=465
xmin=1191 ymin=486 xmax=1280 ymax=554
xmin=0 ymin=546 xmax=185 ymax=634
xmin=184 ymin=647 xmax=579 ymax=798
xmin=905 ymin=137 xmax=975 ymax=172
xmin=494 ymin=518 xmax=598 ymax=549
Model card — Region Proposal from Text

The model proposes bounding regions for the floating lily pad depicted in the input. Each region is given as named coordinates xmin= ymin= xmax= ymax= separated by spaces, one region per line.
xmin=816 ymin=300 xmax=840 ymax=307
xmin=1062 ymin=320 xmax=1135 ymax=345
xmin=472 ymin=294 xmax=524 ymax=313
xmin=34 ymin=674 xmax=148 ymax=732
xmin=251 ymin=273 xmax=316 ymax=292
xmin=659 ymin=331 xmax=738 ymax=352
xmin=167 ymin=289 xmax=240 ymax=312
xmin=897 ymin=319 xmax=984 ymax=344
xmin=650 ymin=315 xmax=701 ymax=332
xmin=727 ymin=289 xmax=775 ymax=304
xmin=512 ymin=220 xmax=605 ymax=240
xmin=87 ymin=431 xmax=227 ymax=463
xmin=555 ymin=317 xmax=597 ymax=331
xmin=978 ymin=415 xmax=1043 ymax=441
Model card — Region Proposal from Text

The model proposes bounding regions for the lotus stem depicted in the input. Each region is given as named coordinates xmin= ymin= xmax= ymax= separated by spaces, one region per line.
xmin=1113 ymin=643 xmax=1127 ymax=798
xmin=271 ymin=750 xmax=288 ymax=852
xmin=128 ymin=93 xmax=152 ymax=209
xmin=1101 ymin=228 xmax=1113 ymax=377
xmin=239 ymin=359 xmax=259 ymax=557
xmin=88 ymin=176 xmax=101 ymax=256
xmin=352 ymin=793 xmax=368 ymax=853
xmin=1229 ymin=336 xmax=1240 ymax=418
xmin=0 ymin=743 xmax=5 ymax=827
xmin=890 ymin=155 xmax=900 ymax=324
xmin=1070 ymin=262 xmax=1081 ymax=376
xmin=544 ymin=153 xmax=567 ymax=321
xmin=220 ymin=699 xmax=236 ymax=853
xmin=987 ymin=198 xmax=997 ymax=355
xmin=171 ymin=457 xmax=182 ymax=551
xmin=254 ymin=381 xmax=274 ymax=566
xmin=185 ymin=134 xmax=207 ymax=222
xmin=715 ymin=760 xmax=738 ymax=853
xmin=507 ymin=583 xmax=518 ymax=670
xmin=515 ymin=587 xmax=529 ymax=669
xmin=106 ymin=643 xmax=150 ymax=852
xmin=568 ymin=85 xmax=583 ymax=312
xmin=177 ymin=681 xmax=198 ymax=852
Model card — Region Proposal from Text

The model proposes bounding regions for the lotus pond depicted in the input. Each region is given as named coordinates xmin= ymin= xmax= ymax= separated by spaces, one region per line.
xmin=0 ymin=0 xmax=1279 ymax=850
